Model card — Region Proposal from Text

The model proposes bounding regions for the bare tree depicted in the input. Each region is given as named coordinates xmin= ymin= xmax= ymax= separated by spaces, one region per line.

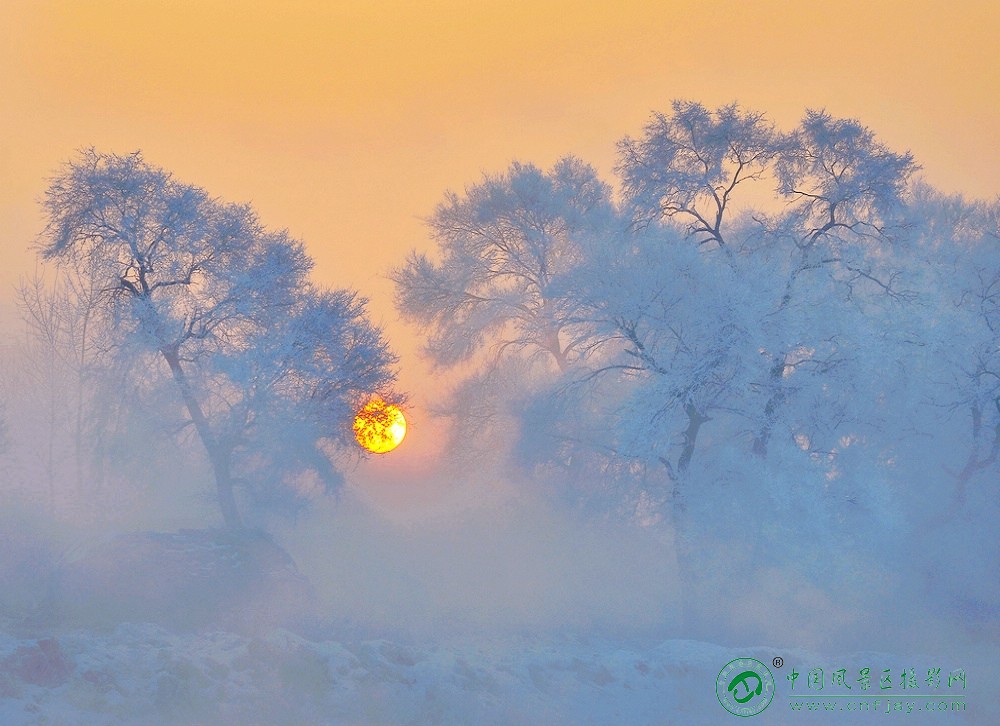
xmin=17 ymin=262 xmax=110 ymax=504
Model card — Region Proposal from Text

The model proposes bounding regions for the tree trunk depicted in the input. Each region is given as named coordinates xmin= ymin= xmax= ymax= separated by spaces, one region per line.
xmin=160 ymin=347 xmax=243 ymax=530
xmin=540 ymin=305 xmax=568 ymax=372
xmin=951 ymin=403 xmax=1000 ymax=507
xmin=46 ymin=370 xmax=57 ymax=513
xmin=206 ymin=447 xmax=242 ymax=532
xmin=678 ymin=402 xmax=708 ymax=474
xmin=665 ymin=464 xmax=698 ymax=633
xmin=752 ymin=357 xmax=787 ymax=457
xmin=74 ymin=304 xmax=91 ymax=497
xmin=661 ymin=402 xmax=710 ymax=633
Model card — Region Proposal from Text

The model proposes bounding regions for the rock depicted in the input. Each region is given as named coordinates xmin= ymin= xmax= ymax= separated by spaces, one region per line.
xmin=1 ymin=637 xmax=72 ymax=687
xmin=53 ymin=529 xmax=316 ymax=633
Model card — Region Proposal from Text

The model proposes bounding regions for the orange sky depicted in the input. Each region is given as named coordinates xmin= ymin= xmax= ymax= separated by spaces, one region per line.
xmin=2 ymin=0 xmax=998 ymax=462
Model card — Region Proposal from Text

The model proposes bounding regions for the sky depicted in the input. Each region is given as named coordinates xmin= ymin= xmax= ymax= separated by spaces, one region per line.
xmin=2 ymin=0 xmax=999 ymax=465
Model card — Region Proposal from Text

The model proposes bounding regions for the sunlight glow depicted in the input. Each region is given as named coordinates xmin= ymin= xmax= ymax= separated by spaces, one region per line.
xmin=353 ymin=396 xmax=406 ymax=454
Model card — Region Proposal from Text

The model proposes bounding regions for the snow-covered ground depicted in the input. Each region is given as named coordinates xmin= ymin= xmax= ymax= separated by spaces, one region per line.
xmin=0 ymin=494 xmax=996 ymax=725
xmin=1 ymin=622 xmax=995 ymax=725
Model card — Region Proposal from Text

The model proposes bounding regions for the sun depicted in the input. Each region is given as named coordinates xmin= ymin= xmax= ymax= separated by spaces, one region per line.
xmin=353 ymin=396 xmax=406 ymax=454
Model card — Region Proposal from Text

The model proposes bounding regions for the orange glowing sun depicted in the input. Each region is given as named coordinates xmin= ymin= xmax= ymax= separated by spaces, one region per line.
xmin=353 ymin=396 xmax=406 ymax=454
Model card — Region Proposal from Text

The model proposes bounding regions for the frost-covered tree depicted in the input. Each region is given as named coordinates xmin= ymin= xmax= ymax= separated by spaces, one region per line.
xmin=393 ymin=158 xmax=615 ymax=372
xmin=397 ymin=102 xmax=987 ymax=538
xmin=216 ymin=287 xmax=396 ymax=516
xmin=617 ymin=100 xmax=781 ymax=254
xmin=747 ymin=110 xmax=917 ymax=457
xmin=392 ymin=158 xmax=617 ymax=461
xmin=904 ymin=187 xmax=1000 ymax=508
xmin=581 ymin=103 xmax=775 ymax=491
xmin=395 ymin=100 xmax=997 ymax=634
xmin=37 ymin=149 xmax=397 ymax=528
xmin=775 ymin=110 xmax=915 ymax=249
xmin=942 ymin=213 xmax=1000 ymax=500
xmin=511 ymin=218 xmax=761 ymax=536
xmin=615 ymin=104 xmax=918 ymax=461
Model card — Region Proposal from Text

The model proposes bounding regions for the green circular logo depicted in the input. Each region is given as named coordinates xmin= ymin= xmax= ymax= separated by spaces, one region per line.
xmin=716 ymin=658 xmax=775 ymax=717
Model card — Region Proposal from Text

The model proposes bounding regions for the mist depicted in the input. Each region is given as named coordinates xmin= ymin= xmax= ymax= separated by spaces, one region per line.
xmin=278 ymin=475 xmax=680 ymax=638
xmin=1 ymin=352 xmax=997 ymax=724
xmin=1 ymin=112 xmax=998 ymax=724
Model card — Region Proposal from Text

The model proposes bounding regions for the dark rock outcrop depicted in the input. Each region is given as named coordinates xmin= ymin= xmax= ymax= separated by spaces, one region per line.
xmin=53 ymin=529 xmax=316 ymax=633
